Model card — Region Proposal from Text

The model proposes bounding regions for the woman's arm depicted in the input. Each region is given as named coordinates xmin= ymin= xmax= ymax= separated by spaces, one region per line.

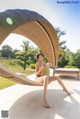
xmin=36 ymin=63 xmax=44 ymax=75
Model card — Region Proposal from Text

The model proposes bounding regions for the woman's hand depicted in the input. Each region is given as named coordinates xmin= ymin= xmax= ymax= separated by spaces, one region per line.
xmin=36 ymin=66 xmax=44 ymax=75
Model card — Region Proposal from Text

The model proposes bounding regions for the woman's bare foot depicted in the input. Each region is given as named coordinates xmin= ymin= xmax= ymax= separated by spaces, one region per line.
xmin=63 ymin=89 xmax=71 ymax=95
xmin=44 ymin=101 xmax=50 ymax=108
xmin=44 ymin=103 xmax=50 ymax=108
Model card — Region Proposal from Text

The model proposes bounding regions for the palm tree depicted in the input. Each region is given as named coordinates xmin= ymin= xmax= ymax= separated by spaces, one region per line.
xmin=21 ymin=40 xmax=30 ymax=70
xmin=55 ymin=27 xmax=67 ymax=50
xmin=21 ymin=40 xmax=29 ymax=53
xmin=55 ymin=28 xmax=67 ymax=67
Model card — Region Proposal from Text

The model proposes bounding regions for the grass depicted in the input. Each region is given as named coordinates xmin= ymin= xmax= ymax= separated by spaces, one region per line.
xmin=0 ymin=76 xmax=16 ymax=90
xmin=0 ymin=58 xmax=35 ymax=90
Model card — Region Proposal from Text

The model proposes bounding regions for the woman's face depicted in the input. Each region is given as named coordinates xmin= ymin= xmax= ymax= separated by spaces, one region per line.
xmin=38 ymin=55 xmax=43 ymax=62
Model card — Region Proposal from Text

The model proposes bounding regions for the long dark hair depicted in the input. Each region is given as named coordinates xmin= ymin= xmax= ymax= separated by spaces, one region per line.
xmin=34 ymin=53 xmax=44 ymax=60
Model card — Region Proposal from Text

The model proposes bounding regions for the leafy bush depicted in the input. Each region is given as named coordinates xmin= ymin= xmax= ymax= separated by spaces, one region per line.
xmin=18 ymin=60 xmax=24 ymax=67
xmin=65 ymin=65 xmax=77 ymax=68
xmin=30 ymin=64 xmax=35 ymax=69
xmin=65 ymin=66 xmax=71 ymax=68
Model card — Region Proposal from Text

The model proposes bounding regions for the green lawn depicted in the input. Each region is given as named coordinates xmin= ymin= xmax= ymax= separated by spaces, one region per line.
xmin=0 ymin=77 xmax=16 ymax=90
xmin=0 ymin=59 xmax=35 ymax=90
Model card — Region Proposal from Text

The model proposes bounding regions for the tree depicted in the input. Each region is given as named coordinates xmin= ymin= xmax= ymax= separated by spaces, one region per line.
xmin=55 ymin=28 xmax=67 ymax=67
xmin=65 ymin=49 xmax=75 ymax=67
xmin=21 ymin=40 xmax=30 ymax=70
xmin=58 ymin=56 xmax=68 ymax=68
xmin=0 ymin=50 xmax=2 ymax=57
xmin=55 ymin=27 xmax=67 ymax=50
xmin=16 ymin=40 xmax=32 ymax=70
xmin=1 ymin=45 xmax=14 ymax=58
xmin=74 ymin=49 xmax=80 ymax=69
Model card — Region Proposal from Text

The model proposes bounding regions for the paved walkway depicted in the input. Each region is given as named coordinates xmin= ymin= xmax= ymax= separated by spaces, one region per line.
xmin=0 ymin=78 xmax=80 ymax=119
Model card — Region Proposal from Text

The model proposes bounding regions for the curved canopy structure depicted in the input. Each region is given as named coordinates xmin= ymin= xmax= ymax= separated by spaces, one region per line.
xmin=0 ymin=9 xmax=59 ymax=67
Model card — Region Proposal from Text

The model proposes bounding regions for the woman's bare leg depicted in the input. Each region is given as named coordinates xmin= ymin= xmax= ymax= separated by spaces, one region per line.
xmin=49 ymin=76 xmax=70 ymax=95
xmin=36 ymin=76 xmax=50 ymax=108
xmin=43 ymin=76 xmax=50 ymax=108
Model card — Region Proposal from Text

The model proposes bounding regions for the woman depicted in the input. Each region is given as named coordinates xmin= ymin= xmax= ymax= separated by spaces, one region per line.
xmin=35 ymin=53 xmax=70 ymax=108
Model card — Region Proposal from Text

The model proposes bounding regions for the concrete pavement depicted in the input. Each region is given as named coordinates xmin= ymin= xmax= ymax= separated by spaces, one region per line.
xmin=0 ymin=78 xmax=80 ymax=119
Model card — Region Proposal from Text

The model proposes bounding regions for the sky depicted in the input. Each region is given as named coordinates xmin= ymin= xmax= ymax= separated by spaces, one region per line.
xmin=0 ymin=0 xmax=80 ymax=52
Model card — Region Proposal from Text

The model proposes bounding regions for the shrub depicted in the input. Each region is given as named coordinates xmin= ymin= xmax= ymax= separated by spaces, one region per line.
xmin=65 ymin=65 xmax=77 ymax=68
xmin=18 ymin=60 xmax=24 ymax=67
xmin=30 ymin=64 xmax=35 ymax=69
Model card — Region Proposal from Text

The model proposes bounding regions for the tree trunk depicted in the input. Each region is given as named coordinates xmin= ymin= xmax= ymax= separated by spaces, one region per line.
xmin=24 ymin=58 xmax=26 ymax=70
